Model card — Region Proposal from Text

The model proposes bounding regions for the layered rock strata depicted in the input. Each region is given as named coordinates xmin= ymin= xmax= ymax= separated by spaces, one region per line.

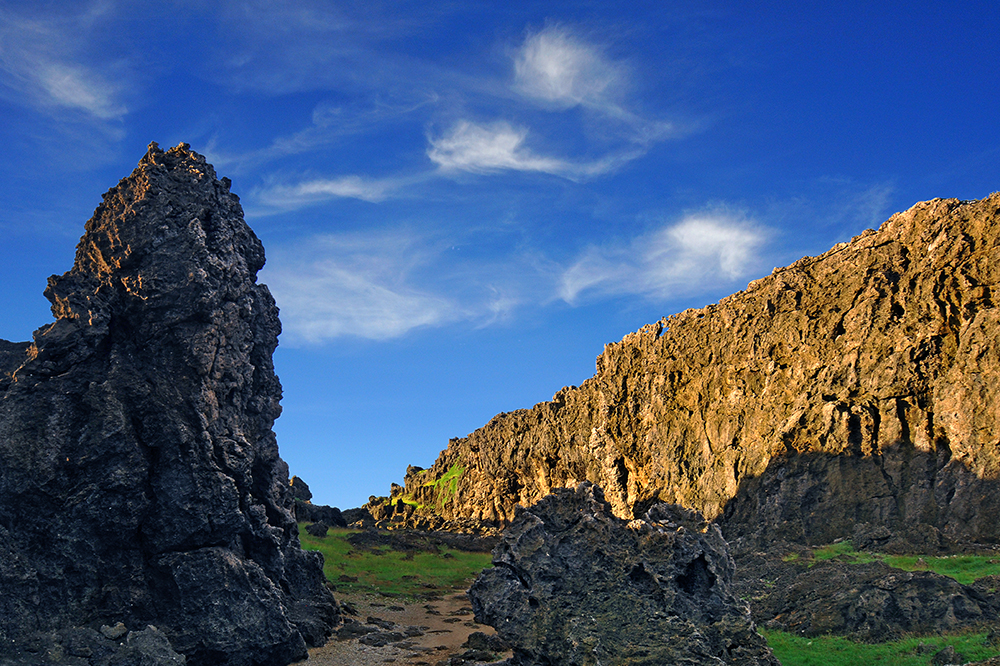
xmin=392 ymin=194 xmax=1000 ymax=547
xmin=0 ymin=143 xmax=337 ymax=666
xmin=469 ymin=482 xmax=778 ymax=665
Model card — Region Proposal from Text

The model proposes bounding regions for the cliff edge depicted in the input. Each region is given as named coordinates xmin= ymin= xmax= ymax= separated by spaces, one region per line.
xmin=0 ymin=143 xmax=338 ymax=666
xmin=390 ymin=193 xmax=1000 ymax=549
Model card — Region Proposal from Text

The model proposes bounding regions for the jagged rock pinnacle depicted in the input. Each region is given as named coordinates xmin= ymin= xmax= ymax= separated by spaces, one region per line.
xmin=0 ymin=143 xmax=338 ymax=666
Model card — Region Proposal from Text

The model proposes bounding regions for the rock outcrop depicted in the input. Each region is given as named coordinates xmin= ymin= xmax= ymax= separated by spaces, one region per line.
xmin=0 ymin=143 xmax=338 ymax=666
xmin=732 ymin=552 xmax=999 ymax=640
xmin=468 ymin=482 xmax=778 ymax=666
xmin=389 ymin=193 xmax=1000 ymax=548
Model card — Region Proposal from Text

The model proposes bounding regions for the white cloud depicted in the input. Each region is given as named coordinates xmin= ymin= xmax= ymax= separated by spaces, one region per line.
xmin=262 ymin=231 xmax=460 ymax=343
xmin=253 ymin=174 xmax=417 ymax=212
xmin=427 ymin=120 xmax=568 ymax=175
xmin=0 ymin=6 xmax=129 ymax=120
xmin=513 ymin=25 xmax=620 ymax=110
xmin=559 ymin=213 xmax=768 ymax=303
xmin=427 ymin=120 xmax=640 ymax=179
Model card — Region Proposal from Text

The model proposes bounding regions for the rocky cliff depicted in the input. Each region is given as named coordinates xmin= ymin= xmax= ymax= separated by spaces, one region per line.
xmin=0 ymin=143 xmax=337 ymax=665
xmin=391 ymin=193 xmax=1000 ymax=548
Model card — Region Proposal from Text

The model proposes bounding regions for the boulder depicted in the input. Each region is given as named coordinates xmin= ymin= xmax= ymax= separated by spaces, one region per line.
xmin=0 ymin=143 xmax=338 ymax=666
xmin=468 ymin=482 xmax=778 ymax=666
xmin=305 ymin=523 xmax=329 ymax=538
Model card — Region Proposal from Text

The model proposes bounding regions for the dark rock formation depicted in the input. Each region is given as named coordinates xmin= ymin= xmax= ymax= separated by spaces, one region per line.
xmin=0 ymin=624 xmax=188 ymax=665
xmin=0 ymin=143 xmax=338 ymax=665
xmin=305 ymin=523 xmax=329 ymax=538
xmin=294 ymin=500 xmax=347 ymax=528
xmin=387 ymin=193 xmax=1000 ymax=548
xmin=289 ymin=476 xmax=312 ymax=502
xmin=468 ymin=482 xmax=778 ymax=666
xmin=732 ymin=552 xmax=998 ymax=640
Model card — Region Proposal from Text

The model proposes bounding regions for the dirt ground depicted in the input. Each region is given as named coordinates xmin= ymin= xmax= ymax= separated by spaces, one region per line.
xmin=305 ymin=587 xmax=509 ymax=666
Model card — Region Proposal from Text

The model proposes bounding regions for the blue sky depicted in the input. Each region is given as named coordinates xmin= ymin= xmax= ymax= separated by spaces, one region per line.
xmin=1 ymin=1 xmax=997 ymax=508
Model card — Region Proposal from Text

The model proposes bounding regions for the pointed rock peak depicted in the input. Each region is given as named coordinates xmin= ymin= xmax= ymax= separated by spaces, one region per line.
xmin=43 ymin=142 xmax=262 ymax=335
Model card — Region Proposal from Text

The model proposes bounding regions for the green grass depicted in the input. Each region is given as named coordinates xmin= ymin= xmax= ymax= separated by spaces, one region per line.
xmin=763 ymin=630 xmax=1000 ymax=666
xmin=297 ymin=524 xmax=492 ymax=598
xmin=804 ymin=542 xmax=1000 ymax=585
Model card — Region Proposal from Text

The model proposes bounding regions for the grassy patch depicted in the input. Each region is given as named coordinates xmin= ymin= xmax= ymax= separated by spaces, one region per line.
xmin=811 ymin=541 xmax=878 ymax=564
xmin=297 ymin=524 xmax=492 ymax=598
xmin=763 ymin=630 xmax=1000 ymax=666
xmin=804 ymin=542 xmax=1000 ymax=584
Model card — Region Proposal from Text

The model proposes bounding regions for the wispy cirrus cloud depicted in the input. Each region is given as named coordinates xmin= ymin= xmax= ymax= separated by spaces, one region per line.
xmin=260 ymin=225 xmax=557 ymax=343
xmin=426 ymin=26 xmax=674 ymax=181
xmin=427 ymin=120 xmax=568 ymax=175
xmin=513 ymin=25 xmax=622 ymax=111
xmin=512 ymin=25 xmax=674 ymax=140
xmin=206 ymin=94 xmax=439 ymax=172
xmin=252 ymin=173 xmax=427 ymax=212
xmin=0 ymin=4 xmax=130 ymax=121
xmin=426 ymin=120 xmax=645 ymax=179
xmin=261 ymin=230 xmax=461 ymax=343
xmin=261 ymin=208 xmax=774 ymax=343
xmin=559 ymin=213 xmax=768 ymax=303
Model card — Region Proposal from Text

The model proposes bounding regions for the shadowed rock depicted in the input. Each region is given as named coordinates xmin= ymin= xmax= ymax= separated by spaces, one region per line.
xmin=468 ymin=482 xmax=778 ymax=666
xmin=0 ymin=143 xmax=338 ymax=666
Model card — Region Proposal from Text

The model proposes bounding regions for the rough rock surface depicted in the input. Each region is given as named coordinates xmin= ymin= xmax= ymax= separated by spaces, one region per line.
xmin=289 ymin=476 xmax=313 ymax=502
xmin=732 ymin=551 xmax=999 ymax=640
xmin=294 ymin=500 xmax=347 ymax=528
xmin=390 ymin=193 xmax=1000 ymax=547
xmin=0 ymin=624 xmax=187 ymax=666
xmin=468 ymin=482 xmax=778 ymax=666
xmin=0 ymin=143 xmax=338 ymax=665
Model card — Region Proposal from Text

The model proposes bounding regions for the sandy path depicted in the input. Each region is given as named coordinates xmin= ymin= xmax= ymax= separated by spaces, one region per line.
xmin=305 ymin=588 xmax=509 ymax=666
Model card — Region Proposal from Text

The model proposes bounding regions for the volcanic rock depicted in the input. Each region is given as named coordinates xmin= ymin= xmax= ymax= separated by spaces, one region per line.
xmin=289 ymin=476 xmax=313 ymax=502
xmin=731 ymin=552 xmax=999 ymax=640
xmin=389 ymin=193 xmax=1000 ymax=548
xmin=0 ymin=143 xmax=338 ymax=665
xmin=294 ymin=500 xmax=347 ymax=528
xmin=468 ymin=482 xmax=778 ymax=666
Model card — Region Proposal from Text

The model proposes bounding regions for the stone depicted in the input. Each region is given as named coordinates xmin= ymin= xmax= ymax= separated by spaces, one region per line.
xmin=462 ymin=632 xmax=508 ymax=653
xmin=294 ymin=500 xmax=347 ymax=527
xmin=468 ymin=482 xmax=778 ymax=666
xmin=289 ymin=476 xmax=313 ymax=502
xmin=931 ymin=646 xmax=963 ymax=666
xmin=305 ymin=522 xmax=329 ymax=537
xmin=386 ymin=194 xmax=1000 ymax=548
xmin=0 ymin=143 xmax=338 ymax=666
xmin=99 ymin=624 xmax=127 ymax=641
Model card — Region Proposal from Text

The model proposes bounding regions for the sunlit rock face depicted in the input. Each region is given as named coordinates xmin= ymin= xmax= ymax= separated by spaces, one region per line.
xmin=394 ymin=193 xmax=1000 ymax=549
xmin=0 ymin=143 xmax=338 ymax=666
xmin=469 ymin=482 xmax=780 ymax=666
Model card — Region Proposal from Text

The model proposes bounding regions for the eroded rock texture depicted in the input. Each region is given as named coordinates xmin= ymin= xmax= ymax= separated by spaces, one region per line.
xmin=393 ymin=194 xmax=1000 ymax=548
xmin=469 ymin=482 xmax=778 ymax=666
xmin=0 ymin=143 xmax=338 ymax=666
xmin=733 ymin=552 xmax=999 ymax=640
